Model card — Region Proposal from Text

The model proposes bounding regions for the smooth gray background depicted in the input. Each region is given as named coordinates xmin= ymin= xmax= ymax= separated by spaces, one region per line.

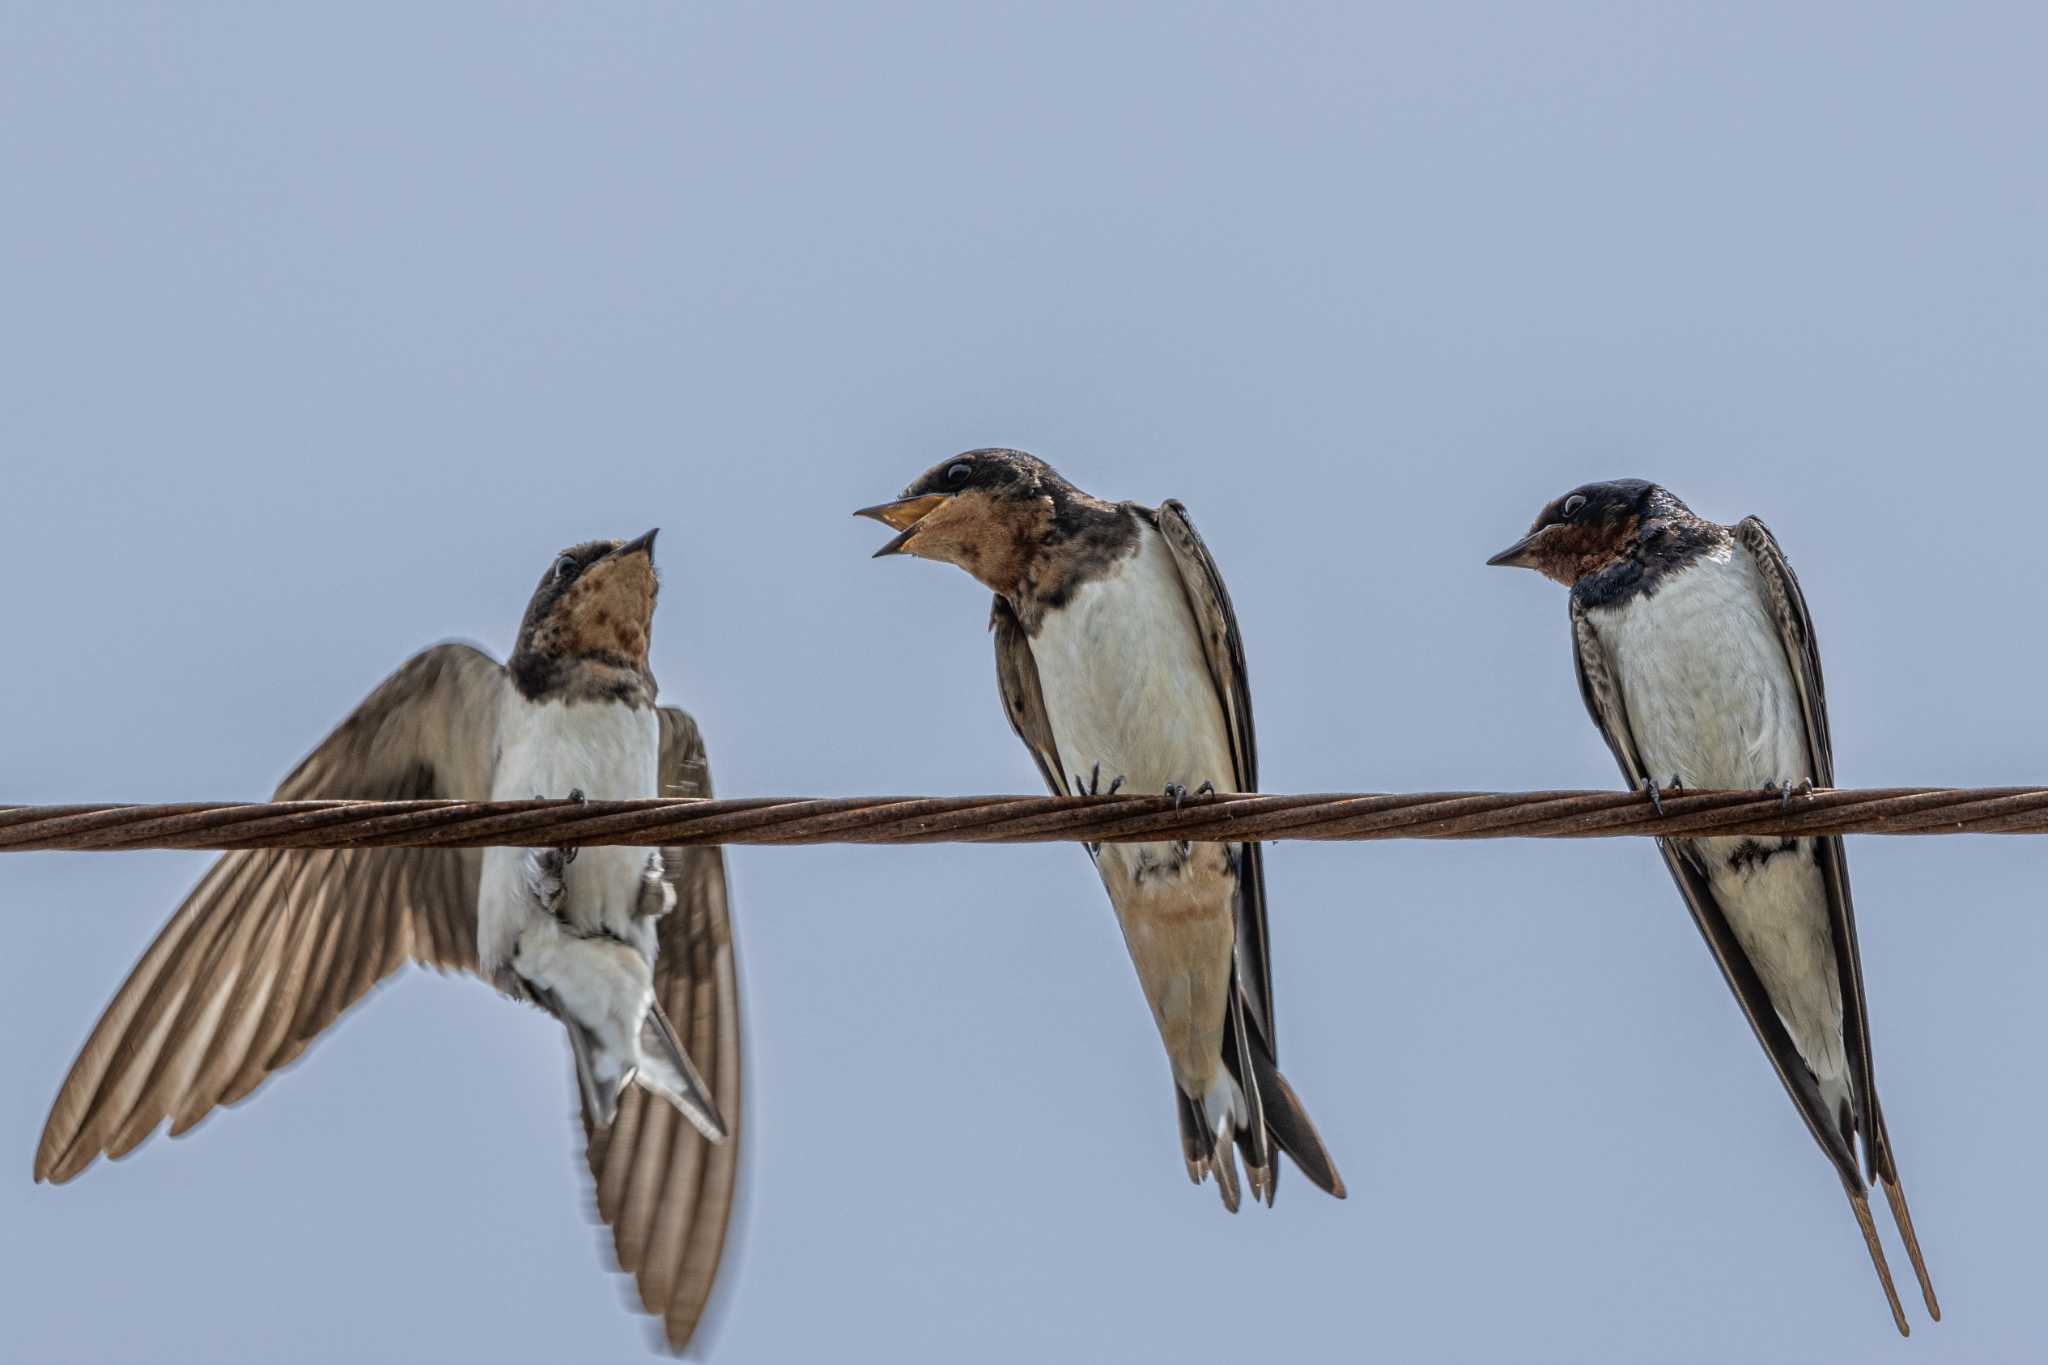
xmin=3 ymin=4 xmax=2043 ymax=1361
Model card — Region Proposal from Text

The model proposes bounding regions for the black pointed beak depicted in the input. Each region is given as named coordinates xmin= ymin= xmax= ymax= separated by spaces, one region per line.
xmin=1487 ymin=532 xmax=1540 ymax=569
xmin=617 ymin=527 xmax=659 ymax=558
xmin=854 ymin=492 xmax=951 ymax=558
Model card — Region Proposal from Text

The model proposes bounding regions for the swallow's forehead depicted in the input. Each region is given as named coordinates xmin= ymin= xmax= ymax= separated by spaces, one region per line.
xmin=1536 ymin=478 xmax=1654 ymax=522
xmin=553 ymin=539 xmax=619 ymax=567
xmin=902 ymin=448 xmax=1046 ymax=496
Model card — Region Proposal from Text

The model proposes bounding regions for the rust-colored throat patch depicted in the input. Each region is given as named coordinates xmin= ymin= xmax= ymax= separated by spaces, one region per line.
xmin=550 ymin=553 xmax=657 ymax=664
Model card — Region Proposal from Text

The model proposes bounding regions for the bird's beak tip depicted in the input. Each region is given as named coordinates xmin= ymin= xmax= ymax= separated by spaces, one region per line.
xmin=1486 ymin=535 xmax=1538 ymax=569
xmin=856 ymin=492 xmax=950 ymax=556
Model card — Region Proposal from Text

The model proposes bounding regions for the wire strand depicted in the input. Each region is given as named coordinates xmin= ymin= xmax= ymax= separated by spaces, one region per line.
xmin=1 ymin=787 xmax=2045 ymax=851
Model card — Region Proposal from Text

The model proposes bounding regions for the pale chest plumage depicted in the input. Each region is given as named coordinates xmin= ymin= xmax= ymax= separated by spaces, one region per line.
xmin=478 ymin=694 xmax=661 ymax=969
xmin=1593 ymin=545 xmax=1809 ymax=793
xmin=1029 ymin=524 xmax=1236 ymax=800
xmin=1027 ymin=523 xmax=1241 ymax=1095
xmin=1589 ymin=545 xmax=1847 ymax=1090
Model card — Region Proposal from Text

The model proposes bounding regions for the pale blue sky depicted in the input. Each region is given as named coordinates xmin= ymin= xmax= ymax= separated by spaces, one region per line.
xmin=4 ymin=3 xmax=2047 ymax=1361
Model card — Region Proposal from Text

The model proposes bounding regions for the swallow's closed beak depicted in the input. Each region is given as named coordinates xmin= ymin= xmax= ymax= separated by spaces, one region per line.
xmin=855 ymin=493 xmax=951 ymax=558
xmin=1486 ymin=531 xmax=1541 ymax=569
xmin=616 ymin=527 xmax=659 ymax=558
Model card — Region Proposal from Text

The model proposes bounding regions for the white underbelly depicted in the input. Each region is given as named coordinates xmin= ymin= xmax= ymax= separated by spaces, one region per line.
xmin=1029 ymin=528 xmax=1241 ymax=1078
xmin=1030 ymin=530 xmax=1237 ymax=802
xmin=1600 ymin=549 xmax=1809 ymax=793
xmin=1596 ymin=550 xmax=1846 ymax=1087
xmin=479 ymin=696 xmax=660 ymax=970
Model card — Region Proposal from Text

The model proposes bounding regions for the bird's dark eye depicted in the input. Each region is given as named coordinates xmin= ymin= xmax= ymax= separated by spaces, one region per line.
xmin=1562 ymin=494 xmax=1588 ymax=519
xmin=554 ymin=555 xmax=577 ymax=582
xmin=947 ymin=462 xmax=972 ymax=484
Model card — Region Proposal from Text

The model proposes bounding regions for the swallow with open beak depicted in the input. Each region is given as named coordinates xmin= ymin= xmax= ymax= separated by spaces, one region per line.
xmin=1489 ymin=480 xmax=1937 ymax=1334
xmin=35 ymin=530 xmax=744 ymax=1351
xmin=859 ymin=449 xmax=1344 ymax=1211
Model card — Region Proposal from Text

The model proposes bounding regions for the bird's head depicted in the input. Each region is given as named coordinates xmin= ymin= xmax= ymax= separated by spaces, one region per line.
xmin=514 ymin=528 xmax=661 ymax=673
xmin=855 ymin=449 xmax=1070 ymax=593
xmin=1486 ymin=479 xmax=1683 ymax=586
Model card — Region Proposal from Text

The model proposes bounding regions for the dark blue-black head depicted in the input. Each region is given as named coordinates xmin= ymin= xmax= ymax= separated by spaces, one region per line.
xmin=1487 ymin=479 xmax=1688 ymax=586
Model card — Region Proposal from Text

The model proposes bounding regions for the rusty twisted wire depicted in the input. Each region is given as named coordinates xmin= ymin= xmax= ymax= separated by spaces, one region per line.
xmin=3 ymin=787 xmax=2048 ymax=852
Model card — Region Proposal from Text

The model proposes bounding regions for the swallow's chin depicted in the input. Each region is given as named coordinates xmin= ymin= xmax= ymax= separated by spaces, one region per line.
xmin=552 ymin=559 xmax=657 ymax=663
xmin=854 ymin=492 xmax=950 ymax=558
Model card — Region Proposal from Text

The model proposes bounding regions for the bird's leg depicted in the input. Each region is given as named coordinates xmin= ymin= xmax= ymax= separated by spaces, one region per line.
xmin=1075 ymin=763 xmax=1129 ymax=798
xmin=1074 ymin=764 xmax=1128 ymax=858
xmin=523 ymin=843 xmax=570 ymax=920
xmin=1761 ymin=777 xmax=1815 ymax=815
xmin=1643 ymin=774 xmax=1683 ymax=816
xmin=1164 ymin=784 xmax=1197 ymax=857
xmin=1195 ymin=780 xmax=1216 ymax=800
xmin=634 ymin=851 xmax=676 ymax=922
xmin=558 ymin=787 xmax=586 ymax=866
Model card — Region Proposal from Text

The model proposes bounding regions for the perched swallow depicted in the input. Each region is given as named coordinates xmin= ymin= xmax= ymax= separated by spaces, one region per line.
xmin=859 ymin=449 xmax=1343 ymax=1211
xmin=1489 ymin=480 xmax=1937 ymax=1334
xmin=35 ymin=532 xmax=743 ymax=1352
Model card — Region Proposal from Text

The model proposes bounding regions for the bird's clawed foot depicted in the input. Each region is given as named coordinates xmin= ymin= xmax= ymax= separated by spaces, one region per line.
xmin=525 ymin=845 xmax=570 ymax=919
xmin=1641 ymin=775 xmax=1682 ymax=817
xmin=1761 ymin=777 xmax=1815 ymax=815
xmin=1073 ymin=762 xmax=1128 ymax=798
xmin=537 ymin=787 xmax=588 ymax=867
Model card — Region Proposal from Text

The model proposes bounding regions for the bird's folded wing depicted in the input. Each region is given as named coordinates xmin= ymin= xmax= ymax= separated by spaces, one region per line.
xmin=1570 ymin=598 xmax=1860 ymax=1187
xmin=34 ymin=642 xmax=506 ymax=1184
xmin=1737 ymin=516 xmax=1883 ymax=1177
xmin=581 ymin=703 xmax=743 ymax=1353
xmin=990 ymin=594 xmax=1070 ymax=797
xmin=1154 ymin=500 xmax=1274 ymax=1042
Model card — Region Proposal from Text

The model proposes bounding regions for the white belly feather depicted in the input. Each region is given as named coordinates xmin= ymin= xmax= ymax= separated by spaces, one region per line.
xmin=1594 ymin=546 xmax=1849 ymax=1094
xmin=1030 ymin=526 xmax=1237 ymax=805
xmin=478 ymin=695 xmax=661 ymax=973
xmin=1028 ymin=524 xmax=1242 ymax=1101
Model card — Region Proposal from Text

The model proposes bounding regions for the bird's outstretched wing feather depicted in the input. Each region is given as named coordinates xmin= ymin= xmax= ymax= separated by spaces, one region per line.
xmin=580 ymin=705 xmax=743 ymax=1354
xmin=35 ymin=642 xmax=505 ymax=1184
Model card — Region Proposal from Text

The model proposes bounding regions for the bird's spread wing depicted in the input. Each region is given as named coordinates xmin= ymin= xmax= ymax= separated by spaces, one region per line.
xmin=581 ymin=705 xmax=743 ymax=1354
xmin=1153 ymin=501 xmax=1272 ymax=1040
xmin=991 ymin=595 xmax=1069 ymax=796
xmin=35 ymin=642 xmax=506 ymax=1185
xmin=1570 ymin=600 xmax=1857 ymax=1178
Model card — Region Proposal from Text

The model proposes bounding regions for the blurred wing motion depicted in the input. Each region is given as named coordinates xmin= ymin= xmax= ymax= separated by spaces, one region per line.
xmin=580 ymin=705 xmax=744 ymax=1353
xmin=34 ymin=643 xmax=505 ymax=1184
